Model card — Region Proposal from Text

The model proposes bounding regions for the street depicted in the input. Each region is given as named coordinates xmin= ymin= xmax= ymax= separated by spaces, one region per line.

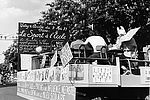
xmin=0 ymin=85 xmax=27 ymax=100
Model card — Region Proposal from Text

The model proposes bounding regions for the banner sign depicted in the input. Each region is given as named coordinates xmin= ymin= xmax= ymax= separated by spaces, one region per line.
xmin=92 ymin=67 xmax=112 ymax=83
xmin=59 ymin=42 xmax=73 ymax=67
xmin=17 ymin=66 xmax=76 ymax=100
xmin=140 ymin=67 xmax=150 ymax=84
xmin=69 ymin=64 xmax=84 ymax=81
xmin=51 ymin=50 xmax=58 ymax=67
xmin=17 ymin=82 xmax=76 ymax=100
xmin=89 ymin=64 xmax=120 ymax=85
xmin=41 ymin=55 xmax=47 ymax=68
xmin=69 ymin=64 xmax=89 ymax=84
xmin=17 ymin=67 xmax=70 ymax=83
xmin=17 ymin=64 xmax=121 ymax=100
xmin=18 ymin=22 xmax=69 ymax=54
xmin=20 ymin=54 xmax=36 ymax=70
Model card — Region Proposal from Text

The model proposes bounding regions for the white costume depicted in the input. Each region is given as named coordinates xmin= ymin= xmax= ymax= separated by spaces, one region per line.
xmin=109 ymin=26 xmax=140 ymax=58
xmin=116 ymin=26 xmax=140 ymax=49
xmin=83 ymin=36 xmax=107 ymax=52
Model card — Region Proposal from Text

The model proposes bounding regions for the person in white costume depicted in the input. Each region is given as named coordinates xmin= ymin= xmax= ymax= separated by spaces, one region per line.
xmin=82 ymin=35 xmax=107 ymax=64
xmin=112 ymin=26 xmax=140 ymax=58
xmin=83 ymin=36 xmax=107 ymax=53
xmin=112 ymin=26 xmax=140 ymax=74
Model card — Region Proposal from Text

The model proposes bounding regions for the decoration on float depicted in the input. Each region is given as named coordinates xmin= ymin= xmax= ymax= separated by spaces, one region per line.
xmin=92 ymin=66 xmax=112 ymax=83
xmin=69 ymin=64 xmax=85 ymax=81
xmin=17 ymin=66 xmax=76 ymax=100
xmin=51 ymin=50 xmax=58 ymax=67
xmin=20 ymin=54 xmax=36 ymax=70
xmin=17 ymin=82 xmax=76 ymax=100
xmin=17 ymin=64 xmax=121 ymax=100
xmin=59 ymin=42 xmax=73 ymax=67
xmin=41 ymin=54 xmax=47 ymax=68
xmin=18 ymin=22 xmax=69 ymax=54
xmin=140 ymin=67 xmax=150 ymax=85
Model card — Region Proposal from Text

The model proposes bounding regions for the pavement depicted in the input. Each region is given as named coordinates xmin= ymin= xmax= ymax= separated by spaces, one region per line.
xmin=0 ymin=83 xmax=27 ymax=100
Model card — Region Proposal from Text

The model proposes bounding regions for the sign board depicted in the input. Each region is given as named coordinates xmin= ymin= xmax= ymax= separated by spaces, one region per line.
xmin=20 ymin=54 xmax=36 ymax=70
xmin=59 ymin=42 xmax=73 ymax=66
xmin=140 ymin=67 xmax=150 ymax=85
xmin=89 ymin=64 xmax=120 ymax=86
xmin=68 ymin=64 xmax=120 ymax=86
xmin=69 ymin=64 xmax=89 ymax=84
xmin=121 ymin=67 xmax=150 ymax=87
xmin=17 ymin=82 xmax=76 ymax=100
xmin=51 ymin=50 xmax=57 ymax=67
xmin=17 ymin=67 xmax=76 ymax=100
xmin=92 ymin=66 xmax=112 ymax=83
xmin=18 ymin=22 xmax=69 ymax=54
xmin=17 ymin=67 xmax=69 ymax=83
xmin=41 ymin=55 xmax=47 ymax=68
xmin=17 ymin=64 xmax=120 ymax=100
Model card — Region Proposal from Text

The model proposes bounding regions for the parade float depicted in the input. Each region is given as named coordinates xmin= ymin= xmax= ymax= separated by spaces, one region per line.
xmin=17 ymin=22 xmax=150 ymax=100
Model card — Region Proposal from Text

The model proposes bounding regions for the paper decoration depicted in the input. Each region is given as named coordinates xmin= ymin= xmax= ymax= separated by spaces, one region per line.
xmin=92 ymin=67 xmax=112 ymax=83
xmin=21 ymin=54 xmax=36 ymax=70
xmin=140 ymin=67 xmax=150 ymax=84
xmin=17 ymin=82 xmax=76 ymax=100
xmin=61 ymin=64 xmax=70 ymax=82
xmin=69 ymin=64 xmax=84 ymax=81
xmin=51 ymin=50 xmax=57 ymax=67
xmin=18 ymin=22 xmax=69 ymax=54
xmin=59 ymin=42 xmax=73 ymax=67
xmin=41 ymin=55 xmax=46 ymax=68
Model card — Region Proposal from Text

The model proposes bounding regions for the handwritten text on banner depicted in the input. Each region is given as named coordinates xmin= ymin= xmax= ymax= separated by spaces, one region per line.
xmin=17 ymin=82 xmax=76 ymax=100
xmin=59 ymin=42 xmax=73 ymax=66
xmin=18 ymin=22 xmax=69 ymax=54
xmin=92 ymin=67 xmax=112 ymax=83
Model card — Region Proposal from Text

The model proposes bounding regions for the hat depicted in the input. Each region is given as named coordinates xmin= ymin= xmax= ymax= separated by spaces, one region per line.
xmin=117 ymin=26 xmax=126 ymax=35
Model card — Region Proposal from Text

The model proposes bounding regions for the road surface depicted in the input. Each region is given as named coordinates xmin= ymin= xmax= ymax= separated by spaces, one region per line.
xmin=0 ymin=85 xmax=27 ymax=100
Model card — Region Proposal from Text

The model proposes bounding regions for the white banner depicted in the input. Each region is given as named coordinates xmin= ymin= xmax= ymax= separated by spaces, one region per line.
xmin=21 ymin=54 xmax=36 ymax=70
xmin=92 ymin=67 xmax=112 ymax=83
xmin=41 ymin=55 xmax=46 ymax=68
xmin=17 ymin=82 xmax=76 ymax=100
xmin=140 ymin=67 xmax=150 ymax=84
xmin=51 ymin=50 xmax=57 ymax=67
xmin=59 ymin=42 xmax=73 ymax=67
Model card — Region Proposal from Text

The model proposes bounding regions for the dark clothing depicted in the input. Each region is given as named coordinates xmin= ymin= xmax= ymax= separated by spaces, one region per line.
xmin=120 ymin=38 xmax=138 ymax=74
xmin=121 ymin=38 xmax=137 ymax=51
xmin=84 ymin=42 xmax=93 ymax=57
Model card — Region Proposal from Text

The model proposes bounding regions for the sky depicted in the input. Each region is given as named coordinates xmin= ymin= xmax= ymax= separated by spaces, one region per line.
xmin=0 ymin=0 xmax=54 ymax=63
xmin=0 ymin=0 xmax=54 ymax=35
xmin=0 ymin=40 xmax=13 ymax=63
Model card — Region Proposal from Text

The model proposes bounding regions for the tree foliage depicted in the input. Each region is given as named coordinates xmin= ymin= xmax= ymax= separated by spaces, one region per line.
xmin=40 ymin=0 xmax=150 ymax=46
xmin=3 ymin=40 xmax=19 ymax=70
xmin=3 ymin=0 xmax=150 ymax=71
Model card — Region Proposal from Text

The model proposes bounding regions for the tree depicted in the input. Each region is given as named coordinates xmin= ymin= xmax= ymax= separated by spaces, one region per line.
xmin=3 ymin=39 xmax=19 ymax=71
xmin=4 ymin=0 xmax=150 ymax=68
xmin=39 ymin=0 xmax=150 ymax=49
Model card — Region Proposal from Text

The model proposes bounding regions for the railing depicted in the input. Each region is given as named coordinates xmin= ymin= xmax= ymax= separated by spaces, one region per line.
xmin=120 ymin=58 xmax=150 ymax=75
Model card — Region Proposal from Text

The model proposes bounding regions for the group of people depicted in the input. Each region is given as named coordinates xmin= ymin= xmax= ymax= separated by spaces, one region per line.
xmin=70 ymin=25 xmax=141 ymax=74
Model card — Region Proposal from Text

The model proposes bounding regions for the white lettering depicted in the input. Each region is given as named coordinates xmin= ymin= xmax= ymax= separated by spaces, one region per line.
xmin=49 ymin=32 xmax=66 ymax=39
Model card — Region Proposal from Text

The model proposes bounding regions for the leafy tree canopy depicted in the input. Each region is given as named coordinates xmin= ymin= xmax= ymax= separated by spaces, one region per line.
xmin=40 ymin=0 xmax=150 ymax=46
xmin=3 ymin=39 xmax=19 ymax=70
xmin=3 ymin=0 xmax=150 ymax=70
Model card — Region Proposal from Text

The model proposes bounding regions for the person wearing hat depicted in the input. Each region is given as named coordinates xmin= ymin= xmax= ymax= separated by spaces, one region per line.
xmin=114 ymin=26 xmax=140 ymax=74
xmin=115 ymin=26 xmax=139 ymax=58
